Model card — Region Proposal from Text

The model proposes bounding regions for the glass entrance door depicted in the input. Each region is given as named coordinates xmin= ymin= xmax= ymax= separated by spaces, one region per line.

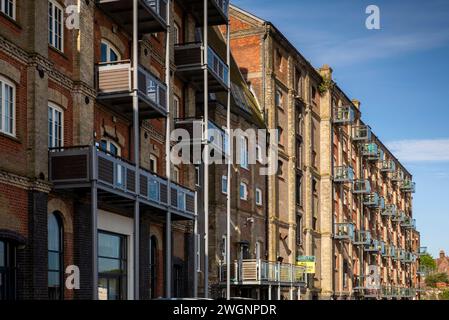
xmin=98 ymin=232 xmax=127 ymax=300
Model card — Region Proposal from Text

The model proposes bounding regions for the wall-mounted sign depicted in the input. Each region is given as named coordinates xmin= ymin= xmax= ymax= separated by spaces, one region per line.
xmin=297 ymin=256 xmax=316 ymax=274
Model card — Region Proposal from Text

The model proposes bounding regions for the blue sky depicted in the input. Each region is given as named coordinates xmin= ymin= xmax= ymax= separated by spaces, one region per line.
xmin=232 ymin=0 xmax=449 ymax=257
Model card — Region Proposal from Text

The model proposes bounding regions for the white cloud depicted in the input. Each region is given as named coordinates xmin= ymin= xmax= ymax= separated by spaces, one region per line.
xmin=386 ymin=139 xmax=449 ymax=162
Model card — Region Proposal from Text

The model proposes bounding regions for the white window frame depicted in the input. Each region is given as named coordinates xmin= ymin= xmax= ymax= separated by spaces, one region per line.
xmin=150 ymin=154 xmax=158 ymax=173
xmin=48 ymin=0 xmax=64 ymax=52
xmin=195 ymin=166 xmax=200 ymax=186
xmin=173 ymin=166 xmax=180 ymax=183
xmin=101 ymin=39 xmax=121 ymax=63
xmin=1 ymin=0 xmax=15 ymax=20
xmin=240 ymin=182 xmax=248 ymax=201
xmin=221 ymin=175 xmax=228 ymax=194
xmin=173 ymin=22 xmax=180 ymax=45
xmin=0 ymin=76 xmax=16 ymax=137
xmin=255 ymin=188 xmax=262 ymax=206
xmin=100 ymin=138 xmax=121 ymax=156
xmin=240 ymin=136 xmax=249 ymax=170
xmin=173 ymin=95 xmax=180 ymax=119
xmin=48 ymin=103 xmax=64 ymax=148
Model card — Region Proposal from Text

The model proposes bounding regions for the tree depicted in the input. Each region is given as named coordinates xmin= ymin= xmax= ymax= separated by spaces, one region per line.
xmin=420 ymin=253 xmax=437 ymax=274
xmin=425 ymin=273 xmax=449 ymax=288
xmin=440 ymin=290 xmax=449 ymax=300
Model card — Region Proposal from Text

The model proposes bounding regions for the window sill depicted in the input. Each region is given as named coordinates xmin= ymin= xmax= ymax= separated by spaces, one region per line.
xmin=49 ymin=45 xmax=68 ymax=60
xmin=0 ymin=12 xmax=21 ymax=30
xmin=0 ymin=131 xmax=20 ymax=143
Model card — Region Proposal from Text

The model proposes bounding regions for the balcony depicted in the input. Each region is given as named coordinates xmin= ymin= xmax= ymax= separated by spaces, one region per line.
xmin=174 ymin=43 xmax=229 ymax=92
xmin=185 ymin=0 xmax=229 ymax=26
xmin=363 ymin=192 xmax=379 ymax=207
xmin=96 ymin=0 xmax=167 ymax=34
xmin=391 ymin=171 xmax=404 ymax=183
xmin=354 ymin=230 xmax=371 ymax=246
xmin=392 ymin=211 xmax=406 ymax=223
xmin=399 ymin=288 xmax=416 ymax=299
xmin=401 ymin=216 xmax=416 ymax=229
xmin=97 ymin=61 xmax=168 ymax=119
xmin=353 ymin=275 xmax=380 ymax=298
xmin=381 ymin=159 xmax=396 ymax=173
xmin=352 ymin=125 xmax=372 ymax=141
xmin=361 ymin=143 xmax=381 ymax=160
xmin=402 ymin=252 xmax=416 ymax=263
xmin=390 ymin=246 xmax=399 ymax=260
xmin=48 ymin=146 xmax=195 ymax=220
xmin=364 ymin=239 xmax=381 ymax=252
xmin=381 ymin=244 xmax=390 ymax=257
xmin=174 ymin=118 xmax=228 ymax=160
xmin=219 ymin=259 xmax=306 ymax=286
xmin=418 ymin=247 xmax=428 ymax=256
xmin=333 ymin=105 xmax=355 ymax=124
xmin=334 ymin=166 xmax=354 ymax=183
xmin=400 ymin=179 xmax=416 ymax=193
xmin=381 ymin=204 xmax=397 ymax=217
xmin=334 ymin=223 xmax=355 ymax=241
xmin=353 ymin=180 xmax=371 ymax=194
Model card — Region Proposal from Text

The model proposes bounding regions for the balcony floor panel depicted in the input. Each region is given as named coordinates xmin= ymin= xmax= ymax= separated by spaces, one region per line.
xmin=97 ymin=91 xmax=167 ymax=119
xmin=97 ymin=0 xmax=167 ymax=34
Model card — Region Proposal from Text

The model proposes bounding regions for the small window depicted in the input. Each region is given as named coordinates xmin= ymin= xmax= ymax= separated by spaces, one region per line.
xmin=0 ymin=239 xmax=16 ymax=300
xmin=101 ymin=40 xmax=121 ymax=63
xmin=277 ymin=126 xmax=283 ymax=145
xmin=221 ymin=175 xmax=228 ymax=194
xmin=275 ymin=90 xmax=283 ymax=108
xmin=150 ymin=154 xmax=158 ymax=173
xmin=100 ymin=139 xmax=121 ymax=156
xmin=173 ymin=22 xmax=180 ymax=45
xmin=278 ymin=160 xmax=284 ymax=177
xmin=173 ymin=167 xmax=180 ymax=183
xmin=1 ymin=0 xmax=15 ymax=19
xmin=239 ymin=182 xmax=248 ymax=201
xmin=0 ymin=76 xmax=15 ymax=136
xmin=173 ymin=95 xmax=180 ymax=119
xmin=256 ymin=144 xmax=263 ymax=163
xmin=48 ymin=103 xmax=64 ymax=148
xmin=195 ymin=166 xmax=200 ymax=186
xmin=255 ymin=188 xmax=262 ymax=206
xmin=48 ymin=0 xmax=64 ymax=52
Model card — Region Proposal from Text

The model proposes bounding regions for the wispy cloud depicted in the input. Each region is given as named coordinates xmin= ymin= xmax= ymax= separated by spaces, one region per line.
xmin=386 ymin=138 xmax=449 ymax=162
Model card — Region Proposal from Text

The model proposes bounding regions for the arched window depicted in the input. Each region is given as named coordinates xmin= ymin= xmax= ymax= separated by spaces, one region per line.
xmin=48 ymin=212 xmax=63 ymax=300
xmin=100 ymin=139 xmax=121 ymax=157
xmin=149 ymin=236 xmax=158 ymax=299
xmin=48 ymin=102 xmax=64 ymax=148
xmin=0 ymin=239 xmax=16 ymax=300
xmin=101 ymin=40 xmax=121 ymax=63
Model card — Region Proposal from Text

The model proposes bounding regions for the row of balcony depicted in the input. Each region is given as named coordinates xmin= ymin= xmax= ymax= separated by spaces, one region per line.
xmin=334 ymin=224 xmax=419 ymax=262
xmin=97 ymin=40 xmax=230 ymax=119
xmin=219 ymin=260 xmax=306 ymax=286
xmin=334 ymin=166 xmax=416 ymax=193
xmin=97 ymin=0 xmax=229 ymax=36
xmin=49 ymin=145 xmax=196 ymax=220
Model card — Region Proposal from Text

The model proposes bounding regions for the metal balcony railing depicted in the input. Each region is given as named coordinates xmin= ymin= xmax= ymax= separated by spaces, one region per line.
xmin=381 ymin=244 xmax=390 ymax=257
xmin=354 ymin=230 xmax=371 ymax=246
xmin=401 ymin=252 xmax=416 ymax=263
xmin=361 ymin=143 xmax=381 ymax=160
xmin=400 ymin=179 xmax=416 ymax=193
xmin=219 ymin=259 xmax=306 ymax=286
xmin=391 ymin=171 xmax=404 ymax=183
xmin=334 ymin=223 xmax=355 ymax=241
xmin=97 ymin=61 xmax=168 ymax=118
xmin=333 ymin=105 xmax=355 ymax=124
xmin=48 ymin=146 xmax=195 ymax=219
xmin=392 ymin=211 xmax=406 ymax=223
xmin=418 ymin=247 xmax=428 ymax=256
xmin=187 ymin=0 xmax=229 ymax=26
xmin=401 ymin=216 xmax=416 ymax=229
xmin=364 ymin=239 xmax=381 ymax=252
xmin=363 ymin=192 xmax=379 ymax=207
xmin=334 ymin=166 xmax=354 ymax=183
xmin=353 ymin=180 xmax=371 ymax=194
xmin=380 ymin=159 xmax=396 ymax=173
xmin=174 ymin=43 xmax=229 ymax=92
xmin=352 ymin=125 xmax=372 ymax=141
xmin=96 ymin=0 xmax=167 ymax=34
xmin=382 ymin=204 xmax=397 ymax=217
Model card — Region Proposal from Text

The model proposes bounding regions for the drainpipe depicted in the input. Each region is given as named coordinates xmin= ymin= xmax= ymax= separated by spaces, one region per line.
xmin=203 ymin=0 xmax=209 ymax=299
xmin=165 ymin=0 xmax=172 ymax=298
xmin=226 ymin=18 xmax=232 ymax=301
xmin=132 ymin=0 xmax=140 ymax=300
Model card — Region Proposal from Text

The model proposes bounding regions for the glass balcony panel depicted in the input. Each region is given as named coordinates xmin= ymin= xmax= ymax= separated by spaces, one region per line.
xmin=353 ymin=180 xmax=371 ymax=194
xmin=334 ymin=166 xmax=354 ymax=183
